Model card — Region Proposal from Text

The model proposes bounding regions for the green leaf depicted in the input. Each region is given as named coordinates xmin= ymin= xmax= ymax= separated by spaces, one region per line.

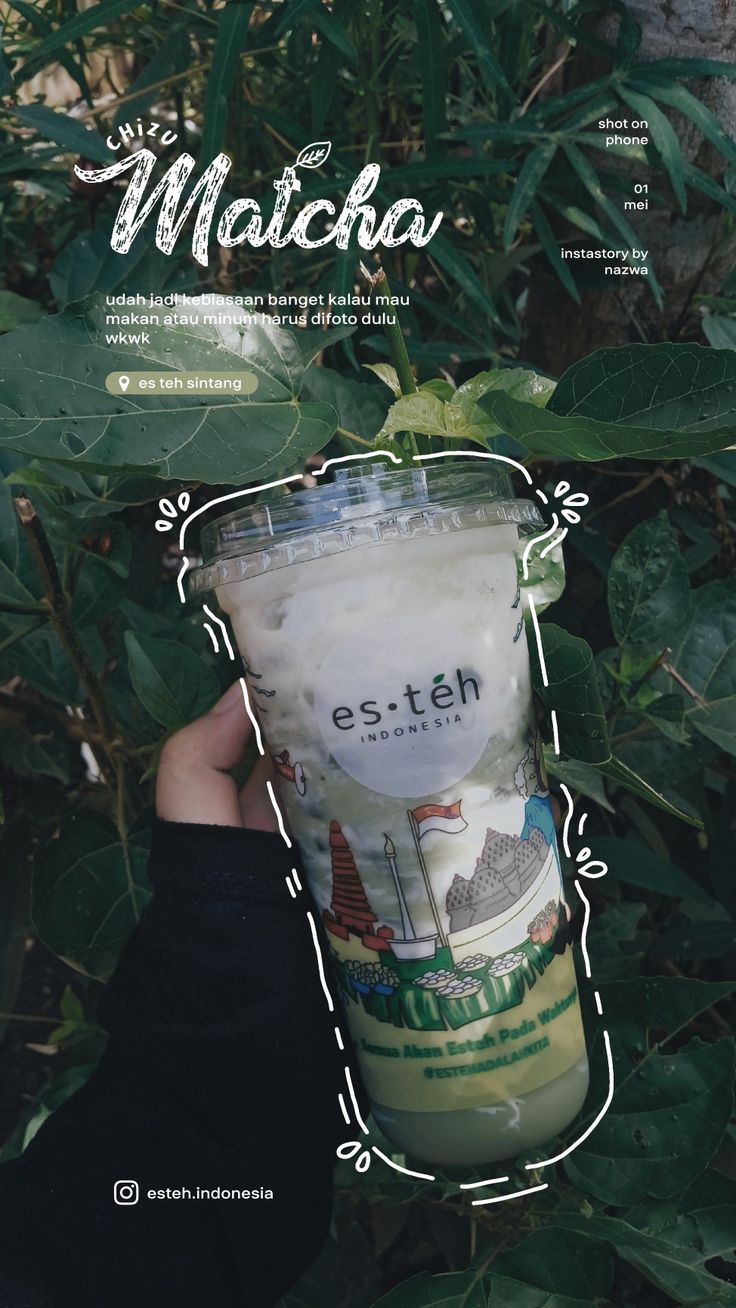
xmin=59 ymin=983 xmax=84 ymax=1024
xmin=365 ymin=336 xmax=487 ymax=367
xmin=377 ymin=368 xmax=553 ymax=445
xmin=545 ymin=755 xmax=615 ymax=812
xmin=309 ymin=0 xmax=361 ymax=131
xmin=125 ymin=631 xmax=220 ymax=731
xmin=377 ymin=390 xmax=480 ymax=443
xmin=568 ymin=132 xmax=648 ymax=166
xmin=420 ymin=379 xmax=456 ymax=401
xmin=530 ymin=201 xmax=581 ymax=304
xmin=0 ymin=294 xmax=338 ymax=482
xmin=690 ymin=701 xmax=736 ymax=756
xmin=276 ymin=0 xmax=319 ymax=35
xmin=0 ymin=292 xmax=44 ymax=333
xmin=631 ymin=73 xmax=736 ymax=172
xmin=2 ymin=1061 xmax=100 ymax=1160
xmin=49 ymin=226 xmax=200 ymax=310
xmin=692 ymin=449 xmax=736 ymax=485
xmin=564 ymin=977 xmax=736 ymax=1204
xmin=369 ymin=1270 xmax=489 ymax=1308
xmin=639 ymin=692 xmax=689 ymax=743
xmin=521 ymin=0 xmax=618 ymax=59
xmin=482 ymin=391 xmax=736 ymax=460
xmin=112 ymin=27 xmax=192 ymax=129
xmin=590 ymin=836 xmax=714 ymax=904
xmin=279 ymin=1212 xmax=381 ymax=1307
xmin=296 ymin=321 xmax=359 ymax=369
xmin=540 ymin=193 xmax=613 ymax=246
xmin=553 ymin=1209 xmax=736 ymax=1307
xmin=0 ymin=725 xmax=73 ymax=784
xmin=363 ymin=363 xmax=401 ymax=398
xmin=443 ymin=0 xmax=511 ymax=95
xmin=454 ymin=368 xmax=555 ymax=422
xmin=616 ymin=85 xmax=687 ymax=212
xmin=302 ymin=366 xmax=389 ymax=441
xmin=640 ymin=55 xmax=736 ymax=81
xmin=312 ymin=7 xmax=357 ymax=60
xmin=0 ymin=474 xmax=45 ymax=610
xmin=426 ymin=233 xmax=501 ymax=327
xmin=554 ymin=345 xmax=736 ymax=431
xmin=0 ymin=46 xmax=12 ymax=97
xmin=0 ymin=622 xmax=82 ymax=704
xmin=592 ymin=756 xmax=704 ymax=827
xmin=7 ymin=104 xmax=113 ymax=165
xmin=503 ymin=141 xmax=558 ymax=251
xmin=703 ymin=316 xmax=736 ymax=351
xmin=528 ymin=623 xmax=610 ymax=763
xmin=608 ymin=512 xmax=691 ymax=649
xmin=4 ymin=0 xmax=92 ymax=100
xmin=650 ymin=920 xmax=736 ymax=963
xmin=519 ymin=534 xmax=566 ymax=613
xmin=671 ymin=580 xmax=736 ymax=760
xmin=412 ymin=0 xmax=447 ymax=162
xmin=72 ymin=553 xmax=127 ymax=627
xmin=481 ymin=343 xmax=736 ymax=461
xmin=32 ymin=811 xmax=151 ymax=981
xmin=492 ymin=1228 xmax=614 ymax=1306
xmin=0 ymin=833 xmax=29 ymax=1043
xmin=69 ymin=519 xmax=131 ymax=578
xmin=16 ymin=0 xmax=141 ymax=81
xmin=584 ymin=901 xmax=650 ymax=982
xmin=683 ymin=159 xmax=736 ymax=217
xmin=200 ymin=2 xmax=255 ymax=161
xmin=562 ymin=142 xmax=663 ymax=307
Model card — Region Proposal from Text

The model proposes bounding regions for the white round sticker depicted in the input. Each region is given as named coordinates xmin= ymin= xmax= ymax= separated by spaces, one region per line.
xmin=314 ymin=621 xmax=501 ymax=798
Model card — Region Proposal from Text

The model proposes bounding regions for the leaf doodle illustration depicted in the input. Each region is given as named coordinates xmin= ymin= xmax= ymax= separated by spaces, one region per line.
xmin=295 ymin=140 xmax=332 ymax=169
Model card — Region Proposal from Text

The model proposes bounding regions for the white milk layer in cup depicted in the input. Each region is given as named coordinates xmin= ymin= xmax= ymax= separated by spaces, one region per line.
xmin=191 ymin=462 xmax=589 ymax=1166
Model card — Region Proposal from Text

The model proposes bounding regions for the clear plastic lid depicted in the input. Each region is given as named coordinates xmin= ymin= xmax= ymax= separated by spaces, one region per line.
xmin=189 ymin=459 xmax=544 ymax=595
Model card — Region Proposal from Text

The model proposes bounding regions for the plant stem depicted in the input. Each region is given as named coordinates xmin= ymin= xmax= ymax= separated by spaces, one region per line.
xmin=336 ymin=426 xmax=375 ymax=448
xmin=0 ymin=1011 xmax=60 ymax=1025
xmin=610 ymin=719 xmax=657 ymax=747
xmin=0 ymin=687 xmax=103 ymax=744
xmin=12 ymin=497 xmax=133 ymax=806
xmin=0 ymin=615 xmax=47 ymax=655
xmin=0 ymin=598 xmax=47 ymax=616
xmin=626 ymin=646 xmax=672 ymax=700
xmin=374 ymin=268 xmax=416 ymax=397
xmin=662 ymin=660 xmax=707 ymax=708
xmin=77 ymin=65 xmax=209 ymax=120
xmin=360 ymin=261 xmax=419 ymax=462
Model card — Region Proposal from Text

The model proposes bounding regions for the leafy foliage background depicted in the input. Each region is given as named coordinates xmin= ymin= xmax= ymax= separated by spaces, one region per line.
xmin=0 ymin=2 xmax=735 ymax=1306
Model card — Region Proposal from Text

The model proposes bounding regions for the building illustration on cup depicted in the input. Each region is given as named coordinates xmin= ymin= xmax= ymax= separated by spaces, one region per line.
xmin=301 ymin=745 xmax=572 ymax=1035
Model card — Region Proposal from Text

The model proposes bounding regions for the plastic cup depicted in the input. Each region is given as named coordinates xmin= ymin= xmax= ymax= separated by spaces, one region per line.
xmin=191 ymin=461 xmax=589 ymax=1165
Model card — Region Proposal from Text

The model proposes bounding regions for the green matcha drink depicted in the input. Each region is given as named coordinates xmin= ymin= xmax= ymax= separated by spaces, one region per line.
xmin=191 ymin=462 xmax=589 ymax=1165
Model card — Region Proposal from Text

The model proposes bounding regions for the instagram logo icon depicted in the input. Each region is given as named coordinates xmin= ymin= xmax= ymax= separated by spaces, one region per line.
xmin=113 ymin=1180 xmax=139 ymax=1206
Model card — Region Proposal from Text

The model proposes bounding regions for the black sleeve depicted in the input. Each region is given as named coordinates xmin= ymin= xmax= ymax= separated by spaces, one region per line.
xmin=0 ymin=821 xmax=363 ymax=1308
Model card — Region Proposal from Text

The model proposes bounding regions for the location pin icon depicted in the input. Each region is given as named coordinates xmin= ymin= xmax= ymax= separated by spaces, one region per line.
xmin=119 ymin=375 xmax=130 ymax=393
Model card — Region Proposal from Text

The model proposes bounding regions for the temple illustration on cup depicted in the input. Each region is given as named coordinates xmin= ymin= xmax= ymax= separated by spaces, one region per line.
xmin=321 ymin=745 xmax=571 ymax=1032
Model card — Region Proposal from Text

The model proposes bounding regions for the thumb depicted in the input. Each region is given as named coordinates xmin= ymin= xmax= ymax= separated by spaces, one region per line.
xmin=156 ymin=681 xmax=252 ymax=827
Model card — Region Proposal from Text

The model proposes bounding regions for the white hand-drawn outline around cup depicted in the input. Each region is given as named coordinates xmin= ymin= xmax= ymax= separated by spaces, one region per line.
xmin=163 ymin=447 xmax=610 ymax=1203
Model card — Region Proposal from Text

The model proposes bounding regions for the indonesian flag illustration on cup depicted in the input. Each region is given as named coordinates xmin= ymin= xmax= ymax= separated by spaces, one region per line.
xmin=410 ymin=801 xmax=468 ymax=839
xmin=273 ymin=750 xmax=307 ymax=796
